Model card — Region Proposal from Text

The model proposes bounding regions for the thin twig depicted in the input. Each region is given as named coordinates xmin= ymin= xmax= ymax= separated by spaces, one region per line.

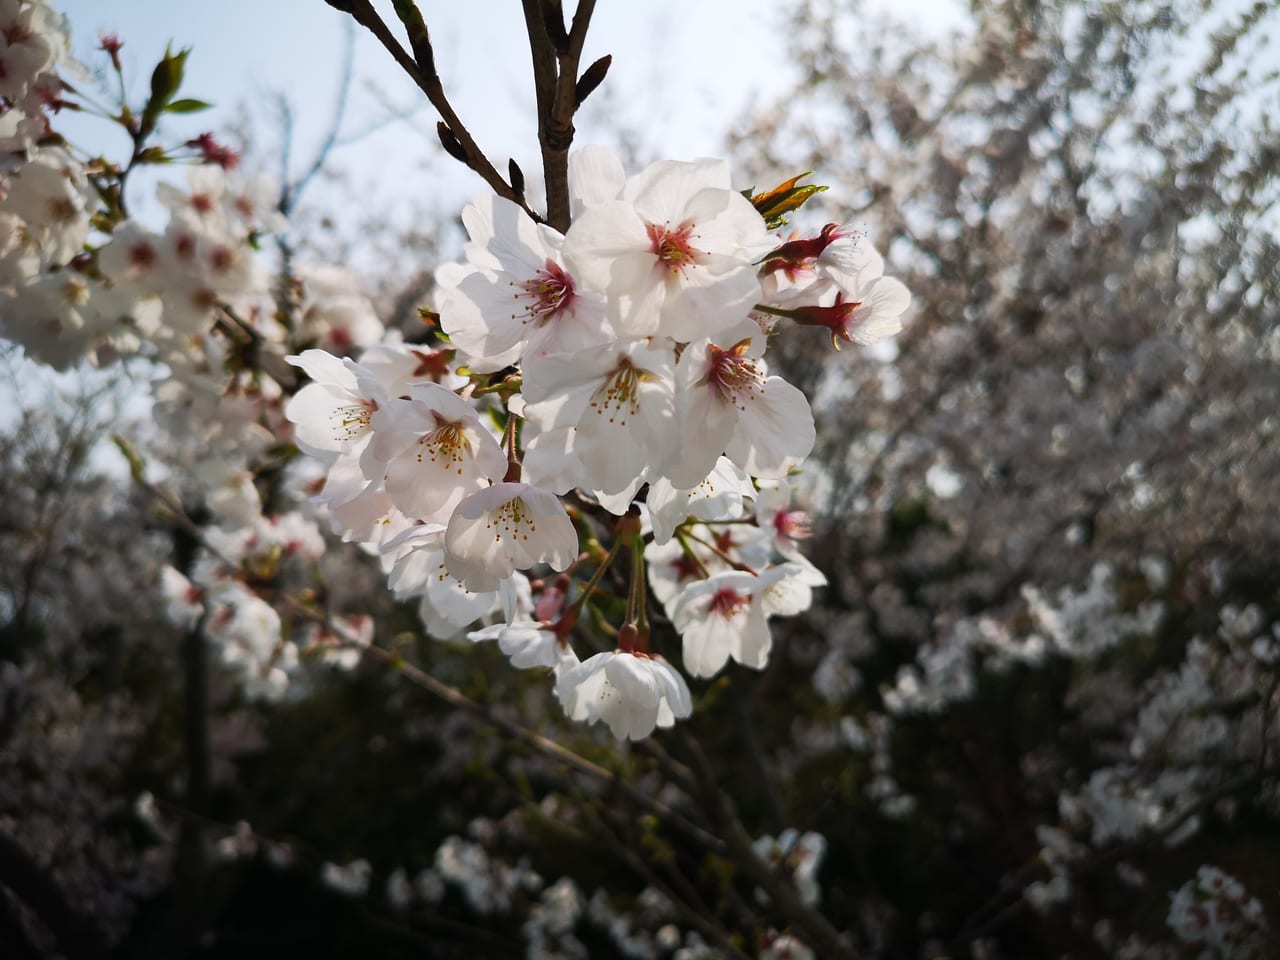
xmin=584 ymin=806 xmax=753 ymax=960
xmin=675 ymin=729 xmax=863 ymax=960
xmin=361 ymin=643 xmax=729 ymax=858
xmin=544 ymin=0 xmax=597 ymax=230
xmin=335 ymin=0 xmax=540 ymax=221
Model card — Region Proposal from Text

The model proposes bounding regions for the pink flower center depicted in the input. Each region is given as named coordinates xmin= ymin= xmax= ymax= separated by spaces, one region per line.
xmin=47 ymin=197 xmax=77 ymax=223
xmin=705 ymin=338 xmax=765 ymax=410
xmin=174 ymin=232 xmax=197 ymax=261
xmin=4 ymin=23 xmax=32 ymax=46
xmin=516 ymin=259 xmax=576 ymax=325
xmin=646 ymin=221 xmax=701 ymax=274
xmin=709 ymin=588 xmax=750 ymax=619
xmin=670 ymin=553 xmax=704 ymax=584
xmin=128 ymin=241 xmax=158 ymax=270
xmin=774 ymin=508 xmax=812 ymax=543
xmin=411 ymin=348 xmax=453 ymax=381
xmin=207 ymin=245 xmax=235 ymax=274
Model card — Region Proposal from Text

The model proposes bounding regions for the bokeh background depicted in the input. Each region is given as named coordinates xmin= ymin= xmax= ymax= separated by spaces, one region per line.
xmin=3 ymin=1 xmax=1278 ymax=958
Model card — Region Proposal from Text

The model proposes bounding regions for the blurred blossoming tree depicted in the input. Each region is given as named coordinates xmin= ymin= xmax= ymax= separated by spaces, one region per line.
xmin=0 ymin=0 xmax=1277 ymax=957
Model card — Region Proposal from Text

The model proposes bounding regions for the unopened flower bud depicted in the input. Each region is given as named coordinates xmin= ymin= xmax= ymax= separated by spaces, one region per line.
xmin=535 ymin=574 xmax=570 ymax=622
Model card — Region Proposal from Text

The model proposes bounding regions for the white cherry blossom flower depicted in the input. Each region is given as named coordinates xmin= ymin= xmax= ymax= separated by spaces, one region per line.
xmin=359 ymin=339 xmax=465 ymax=394
xmin=296 ymin=264 xmax=385 ymax=352
xmin=0 ymin=0 xmax=61 ymax=101
xmin=667 ymin=336 xmax=815 ymax=486
xmin=671 ymin=566 xmax=791 ymax=677
xmin=444 ymin=482 xmax=578 ymax=592
xmin=646 ymin=457 xmax=755 ymax=545
xmin=522 ymin=338 xmax=678 ymax=498
xmin=284 ymin=348 xmax=391 ymax=462
xmin=0 ymin=148 xmax=93 ymax=265
xmin=160 ymin=566 xmax=203 ymax=629
xmin=786 ymin=247 xmax=910 ymax=350
xmin=645 ymin=536 xmax=731 ymax=609
xmin=468 ymin=621 xmax=571 ymax=670
xmin=752 ymin=479 xmax=816 ymax=559
xmin=312 ymin=456 xmax=394 ymax=542
xmin=567 ymin=144 xmax=625 ymax=216
xmin=758 ymin=560 xmax=824 ymax=617
xmin=437 ymin=195 xmax=609 ymax=373
xmin=563 ymin=156 xmax=771 ymax=341
xmin=0 ymin=272 xmax=131 ymax=370
xmin=367 ymin=381 xmax=507 ymax=523
xmin=383 ymin=523 xmax=534 ymax=638
xmin=97 ymin=222 xmax=167 ymax=297
xmin=555 ymin=651 xmax=692 ymax=740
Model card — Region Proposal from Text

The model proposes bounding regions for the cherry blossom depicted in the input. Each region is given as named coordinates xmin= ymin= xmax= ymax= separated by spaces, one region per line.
xmin=555 ymin=651 xmax=692 ymax=741
xmin=563 ymin=155 xmax=772 ymax=341
xmin=468 ymin=621 xmax=572 ymax=670
xmin=668 ymin=336 xmax=816 ymax=485
xmin=444 ymin=482 xmax=578 ymax=592
xmin=671 ymin=566 xmax=792 ymax=677
xmin=285 ymin=348 xmax=391 ymax=462
xmin=437 ymin=194 xmax=609 ymax=373
xmin=522 ymin=338 xmax=678 ymax=500
xmin=367 ymin=381 xmax=508 ymax=523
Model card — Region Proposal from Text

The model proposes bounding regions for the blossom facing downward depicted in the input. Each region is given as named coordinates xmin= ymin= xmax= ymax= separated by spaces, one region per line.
xmin=444 ymin=482 xmax=579 ymax=592
xmin=671 ymin=566 xmax=792 ymax=677
xmin=468 ymin=620 xmax=573 ymax=670
xmin=555 ymin=651 xmax=692 ymax=740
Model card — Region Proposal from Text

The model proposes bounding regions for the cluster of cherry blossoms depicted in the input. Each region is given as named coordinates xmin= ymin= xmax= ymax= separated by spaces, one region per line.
xmin=1166 ymin=865 xmax=1268 ymax=958
xmin=286 ymin=147 xmax=910 ymax=739
xmin=1 ymin=5 xmax=390 ymax=694
xmin=1 ymin=0 xmax=910 ymax=741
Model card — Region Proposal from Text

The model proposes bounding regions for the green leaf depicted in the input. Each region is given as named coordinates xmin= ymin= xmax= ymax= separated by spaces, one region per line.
xmin=165 ymin=98 xmax=212 ymax=114
xmin=749 ymin=172 xmax=829 ymax=230
xmin=140 ymin=45 xmax=191 ymax=135
xmin=149 ymin=46 xmax=189 ymax=105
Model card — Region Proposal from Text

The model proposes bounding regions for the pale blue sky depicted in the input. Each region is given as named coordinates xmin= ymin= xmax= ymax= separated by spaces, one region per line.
xmin=54 ymin=1 xmax=791 ymax=225
xmin=53 ymin=0 xmax=967 ymax=233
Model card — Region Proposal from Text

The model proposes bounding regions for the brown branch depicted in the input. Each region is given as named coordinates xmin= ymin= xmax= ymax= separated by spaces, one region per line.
xmin=584 ymin=806 xmax=753 ymax=960
xmin=333 ymin=0 xmax=540 ymax=221
xmin=674 ymin=729 xmax=863 ymax=960
xmin=544 ymin=0 xmax=597 ymax=230
xmin=521 ymin=0 xmax=560 ymax=220
xmin=360 ymin=644 xmax=729 ymax=858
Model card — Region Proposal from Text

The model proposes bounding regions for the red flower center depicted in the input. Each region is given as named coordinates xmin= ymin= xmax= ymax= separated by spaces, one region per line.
xmin=705 ymin=338 xmax=764 ymax=409
xmin=646 ymin=221 xmax=701 ymax=274
xmin=517 ymin=259 xmax=577 ymax=325
xmin=709 ymin=588 xmax=750 ymax=618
